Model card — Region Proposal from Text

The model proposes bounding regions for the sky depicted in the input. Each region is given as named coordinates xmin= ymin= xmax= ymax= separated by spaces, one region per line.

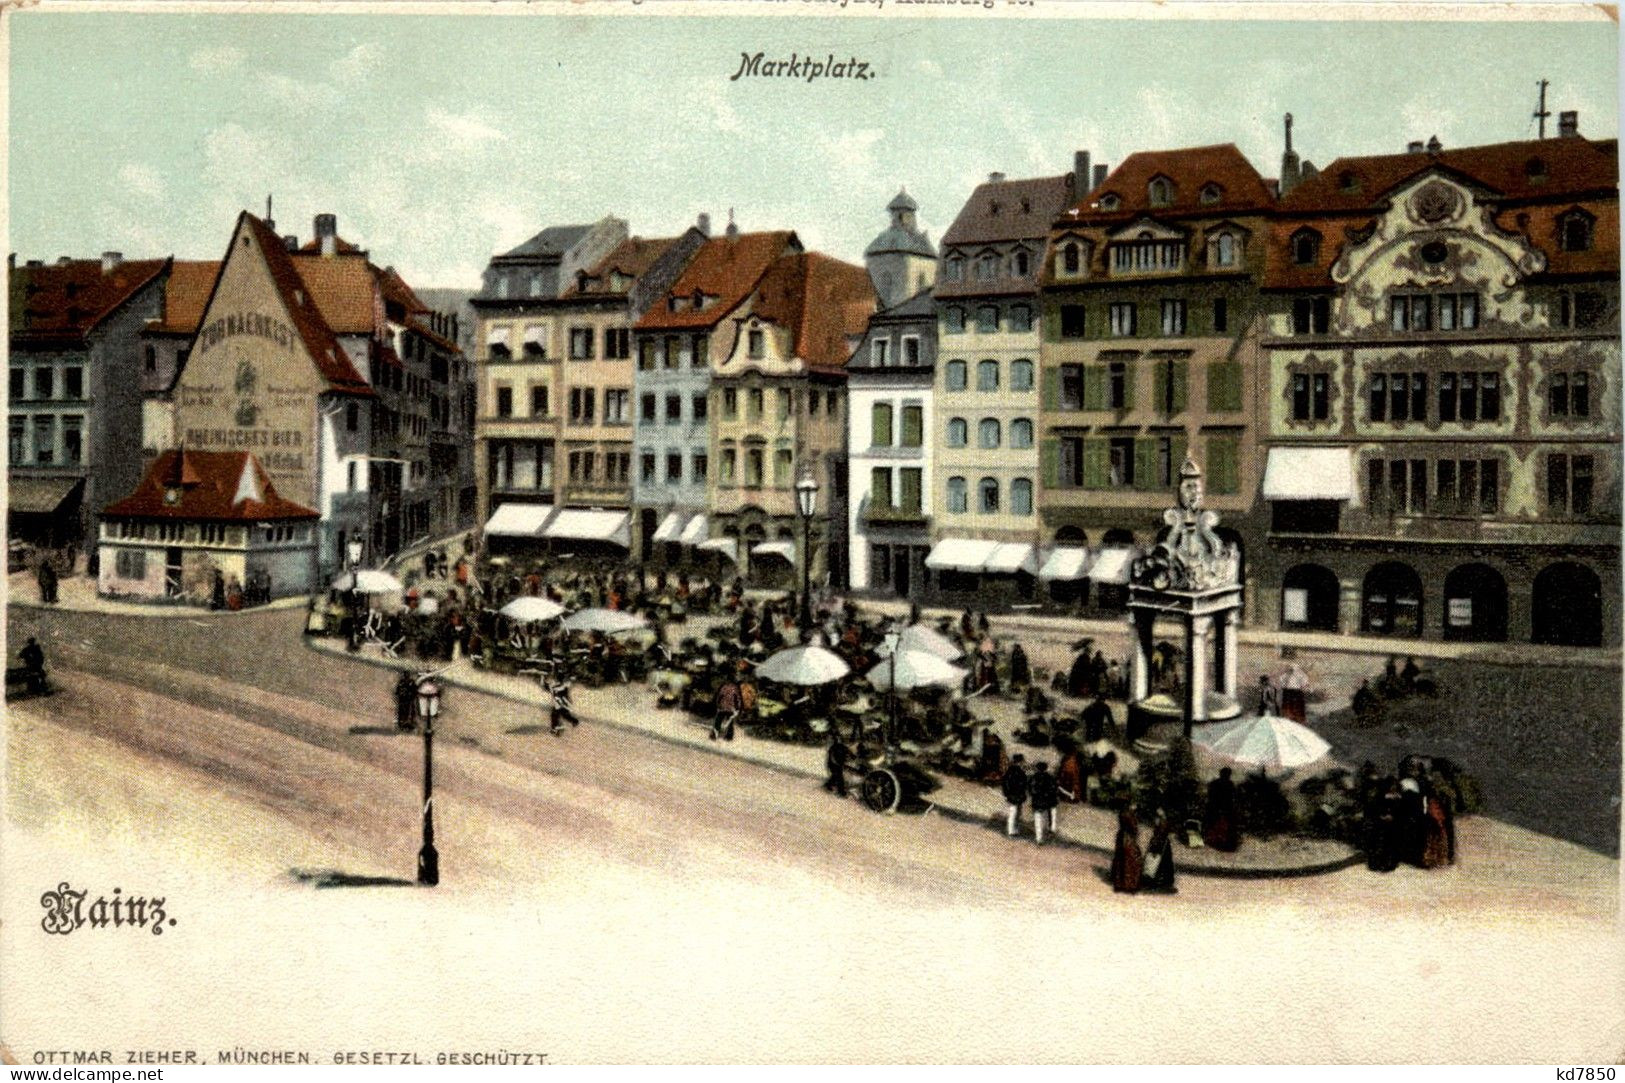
xmin=8 ymin=6 xmax=1619 ymax=289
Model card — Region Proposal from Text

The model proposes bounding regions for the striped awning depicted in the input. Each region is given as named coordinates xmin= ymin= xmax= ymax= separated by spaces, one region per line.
xmin=984 ymin=543 xmax=1037 ymax=575
xmin=1088 ymin=547 xmax=1135 ymax=585
xmin=652 ymin=511 xmax=686 ymax=543
xmin=1039 ymin=546 xmax=1090 ymax=582
xmin=679 ymin=513 xmax=708 ymax=545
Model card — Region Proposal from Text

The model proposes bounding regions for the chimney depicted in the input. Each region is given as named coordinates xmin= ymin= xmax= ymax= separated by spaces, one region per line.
xmin=264 ymin=194 xmax=275 ymax=233
xmin=1426 ymin=135 xmax=1442 ymax=154
xmin=314 ymin=213 xmax=337 ymax=256
xmin=725 ymin=208 xmax=738 ymax=240
xmin=1559 ymin=110 xmax=1579 ymax=138
xmin=1279 ymin=113 xmax=1302 ymax=196
xmin=25 ymin=259 xmax=42 ymax=268
xmin=988 ymin=171 xmax=1006 ymax=184
xmin=1300 ymin=161 xmax=1318 ymax=180
xmin=1407 ymin=140 xmax=1426 ymax=154
xmin=697 ymin=212 xmax=712 ymax=237
xmin=101 ymin=251 xmax=122 ymax=273
xmin=1093 ymin=164 xmax=1109 ymax=188
xmin=57 ymin=256 xmax=72 ymax=266
xmin=1074 ymin=150 xmax=1091 ymax=192
xmin=283 ymin=234 xmax=299 ymax=251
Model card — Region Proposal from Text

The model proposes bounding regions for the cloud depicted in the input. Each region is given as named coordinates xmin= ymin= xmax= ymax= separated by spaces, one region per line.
xmin=819 ymin=128 xmax=885 ymax=175
xmin=331 ymin=42 xmax=383 ymax=85
xmin=118 ymin=163 xmax=165 ymax=201
xmin=253 ymin=71 xmax=342 ymax=113
xmin=188 ymin=45 xmax=244 ymax=74
xmin=426 ymin=107 xmax=506 ymax=147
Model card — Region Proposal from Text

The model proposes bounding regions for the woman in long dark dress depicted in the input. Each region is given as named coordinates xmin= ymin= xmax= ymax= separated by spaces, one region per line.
xmin=1364 ymin=778 xmax=1402 ymax=872
xmin=1202 ymin=767 xmax=1240 ymax=852
xmin=1143 ymin=811 xmax=1178 ymax=893
xmin=1110 ymin=808 xmax=1143 ymax=894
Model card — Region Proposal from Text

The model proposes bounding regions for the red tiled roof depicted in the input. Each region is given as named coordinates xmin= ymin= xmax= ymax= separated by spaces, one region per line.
xmin=103 ymin=449 xmax=318 ymax=522
xmin=11 ymin=257 xmax=170 ymax=343
xmin=749 ymin=251 xmax=876 ymax=372
xmin=560 ymin=235 xmax=681 ymax=300
xmin=1501 ymin=198 xmax=1620 ymax=277
xmin=241 ymin=213 xmax=372 ymax=396
xmin=297 ymin=234 xmax=365 ymax=255
xmin=1063 ymin=144 xmax=1274 ymax=224
xmin=635 ymin=231 xmax=798 ymax=331
xmin=942 ymin=174 xmax=1075 ymax=248
xmin=287 ymin=254 xmax=379 ymax=333
xmin=149 ymin=260 xmax=222 ymax=334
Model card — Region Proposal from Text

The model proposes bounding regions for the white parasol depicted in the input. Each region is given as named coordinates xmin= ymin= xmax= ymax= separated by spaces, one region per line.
xmin=1193 ymin=714 xmax=1332 ymax=772
xmin=415 ymin=595 xmax=441 ymax=616
xmin=755 ymin=643 xmax=851 ymax=686
xmin=560 ymin=608 xmax=648 ymax=635
xmin=874 ymin=623 xmax=963 ymax=661
xmin=500 ymin=596 xmax=566 ymax=623
xmin=866 ymin=649 xmax=967 ymax=692
xmin=332 ymin=569 xmax=404 ymax=594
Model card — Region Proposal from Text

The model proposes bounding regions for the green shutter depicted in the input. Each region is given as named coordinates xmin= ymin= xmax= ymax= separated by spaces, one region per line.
xmin=901 ymin=405 xmax=923 ymax=447
xmin=1040 ymin=437 xmax=1059 ymax=488
xmin=871 ymin=466 xmax=892 ymax=509
xmin=1206 ymin=433 xmax=1239 ymax=494
xmin=872 ymin=402 xmax=892 ymax=447
xmin=1042 ymin=366 xmax=1060 ymax=410
xmin=1083 ymin=366 xmax=1105 ymax=411
xmin=1207 ymin=361 xmax=1242 ymax=412
xmin=1152 ymin=363 xmax=1168 ymax=414
xmin=1134 ymin=437 xmax=1156 ymax=491
xmin=1082 ymin=437 xmax=1109 ymax=489
xmin=1171 ymin=360 xmax=1189 ymax=413
xmin=1121 ymin=361 xmax=1137 ymax=410
xmin=1171 ymin=431 xmax=1189 ymax=475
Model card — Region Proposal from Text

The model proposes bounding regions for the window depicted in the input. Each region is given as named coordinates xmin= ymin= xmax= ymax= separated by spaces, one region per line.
xmin=690 ymin=334 xmax=709 ymax=366
xmin=1057 ymin=437 xmax=1084 ymax=487
xmin=1547 ymin=453 xmax=1595 ymax=515
xmin=61 ymin=415 xmax=82 ymax=466
xmin=900 ymin=405 xmax=923 ymax=448
xmin=1009 ymin=305 xmax=1033 ymax=333
xmin=34 ymin=368 xmax=53 ymax=400
xmin=1291 ymin=372 xmax=1330 ymax=421
xmin=639 ymin=393 xmax=657 ymax=424
xmin=978 ymin=477 xmax=1000 ymax=513
xmin=9 ymin=368 xmax=21 ymax=400
xmin=745 ymin=448 xmax=764 ymax=487
xmin=495 ymin=386 xmax=513 ymax=418
xmin=569 ymin=388 xmax=596 ymax=425
xmin=1367 ymin=458 xmax=1428 ymax=514
xmin=568 ymin=450 xmax=594 ymax=484
xmin=945 ymin=360 xmax=967 ymax=391
xmin=691 ymin=452 xmax=708 ymax=482
xmin=1108 ymin=362 xmax=1128 ymax=409
xmin=1109 ymin=302 xmax=1136 ymax=336
xmin=826 ymin=391 xmax=837 ymax=417
xmin=899 ymin=467 xmax=922 ymax=513
xmin=719 ymin=448 xmax=736 ymax=484
xmin=1108 ymin=437 xmax=1135 ymax=486
xmin=975 ymin=253 xmax=997 ymax=281
xmin=1010 ymin=418 xmax=1034 ymax=449
xmin=1389 ymin=294 xmax=1433 ymax=332
xmin=638 ymin=339 xmax=656 ymax=370
xmin=748 ymin=388 xmax=763 ymax=419
xmin=1212 ymin=233 xmax=1237 ymax=267
xmin=1059 ymin=365 xmax=1084 ymax=410
xmin=748 ymin=329 xmax=765 ymax=359
xmin=978 ymin=418 xmax=1001 ymax=449
xmin=1112 ymin=238 xmax=1185 ymax=274
xmin=604 ymin=389 xmax=629 ymax=424
xmin=1155 ymin=357 xmax=1188 ymax=414
xmin=722 ymin=388 xmax=738 ymax=420
xmin=1435 ymin=458 xmax=1499 ymax=515
xmin=1009 ymin=360 xmax=1034 ymax=392
xmin=1436 ymin=293 xmax=1479 ymax=331
xmin=945 ymin=307 xmax=966 ymax=334
xmin=1292 ymin=296 xmax=1331 ymax=335
xmin=777 ymin=389 xmax=791 ymax=421
xmin=946 ymin=417 xmax=968 ymax=447
xmin=1209 ymin=360 xmax=1243 ymax=412
xmin=568 ymin=328 xmax=595 ymax=360
xmin=607 ymin=328 xmax=631 ymax=359
xmin=64 ymin=367 xmax=83 ymax=400
xmin=1435 ymin=370 xmax=1500 ymax=422
xmin=666 ymin=452 xmax=683 ymax=482
xmin=871 ymin=339 xmax=889 ymax=367
xmin=143 ymin=347 xmax=157 ymax=374
xmin=1012 ymin=250 xmax=1030 ymax=278
xmin=946 ymin=476 xmax=968 ymax=513
xmin=976 ymin=306 xmax=999 ymax=333
xmin=531 ymin=386 xmax=550 ymax=417
xmin=1290 ymin=229 xmax=1321 ymax=266
xmin=115 ymin=549 xmax=147 ymax=580
xmin=1551 ymin=371 xmax=1592 ymax=418
xmin=641 ymin=453 xmax=657 ymax=484
xmin=871 ymin=403 xmax=893 ymax=447
xmin=1062 ymin=243 xmax=1081 ymax=275
xmin=8 ymin=417 xmax=23 ymax=462
xmin=1060 ymin=305 xmax=1087 ymax=339
xmin=871 ymin=467 xmax=893 ymax=510
xmin=902 ymin=336 xmax=922 ymax=366
xmin=683 ymin=392 xmax=704 ymax=423
xmin=1213 ymin=297 xmax=1228 ymax=333
xmin=945 ymin=256 xmax=964 ymax=282
xmin=1205 ymin=432 xmax=1240 ymax=494
xmin=662 ymin=335 xmax=681 ymax=369
xmin=1011 ymin=478 xmax=1034 ymax=516
xmin=1560 ymin=211 xmax=1595 ymax=253
xmin=32 ymin=416 xmax=53 ymax=464
xmin=1558 ymin=290 xmax=1607 ymax=330
xmin=1148 ymin=178 xmax=1172 ymax=206
xmin=1160 ymin=299 xmax=1187 ymax=335
xmin=1201 ymin=183 xmax=1223 ymax=206
xmin=975 ymin=360 xmax=999 ymax=392
xmin=665 ymin=393 xmax=682 ymax=425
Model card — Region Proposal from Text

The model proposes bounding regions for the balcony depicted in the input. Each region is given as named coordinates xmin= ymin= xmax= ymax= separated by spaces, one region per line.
xmin=861 ymin=497 xmax=928 ymax=527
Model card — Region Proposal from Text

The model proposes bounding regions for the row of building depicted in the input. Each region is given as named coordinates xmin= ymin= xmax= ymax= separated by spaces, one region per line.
xmin=9 ymin=208 xmax=478 ymax=600
xmin=469 ymin=111 xmax=1620 ymax=647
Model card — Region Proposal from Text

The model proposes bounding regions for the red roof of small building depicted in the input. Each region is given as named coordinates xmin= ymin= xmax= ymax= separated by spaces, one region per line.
xmin=1063 ymin=144 xmax=1275 ymax=224
xmin=636 ymin=230 xmax=799 ymax=331
xmin=241 ymin=212 xmax=372 ymax=395
xmin=103 ymin=449 xmax=319 ymax=522
xmin=11 ymin=257 xmax=170 ymax=344
xmin=749 ymin=251 xmax=876 ymax=372
xmin=149 ymin=260 xmax=222 ymax=334
xmin=297 ymin=234 xmax=366 ymax=256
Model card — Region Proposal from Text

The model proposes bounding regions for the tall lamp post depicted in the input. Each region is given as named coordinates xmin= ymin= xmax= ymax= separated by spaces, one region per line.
xmin=882 ymin=627 xmax=900 ymax=748
xmin=346 ymin=537 xmax=364 ymax=571
xmin=795 ymin=469 xmax=819 ymax=635
xmin=415 ymin=677 xmax=441 ymax=886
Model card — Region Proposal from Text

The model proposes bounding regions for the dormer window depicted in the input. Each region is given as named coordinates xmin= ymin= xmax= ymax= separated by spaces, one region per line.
xmin=1012 ymin=249 xmax=1030 ymax=277
xmin=1210 ymin=232 xmax=1239 ymax=268
xmin=529 ymin=274 xmax=543 ymax=296
xmin=1061 ymin=241 xmax=1082 ymax=275
xmin=1148 ymin=177 xmax=1173 ymax=207
xmin=989 ymin=200 xmax=1001 ymax=217
xmin=747 ymin=328 xmax=765 ymax=359
xmin=1559 ymin=209 xmax=1595 ymax=253
xmin=692 ymin=287 xmax=705 ymax=310
xmin=1290 ymin=228 xmax=1321 ymax=266
xmin=1338 ymin=170 xmax=1360 ymax=194
xmin=1199 ymin=183 xmax=1222 ymax=205
xmin=1098 ymin=194 xmax=1121 ymax=212
xmin=945 ymin=255 xmax=964 ymax=282
xmin=975 ymin=253 xmax=998 ymax=281
xmin=1526 ymin=157 xmax=1547 ymax=183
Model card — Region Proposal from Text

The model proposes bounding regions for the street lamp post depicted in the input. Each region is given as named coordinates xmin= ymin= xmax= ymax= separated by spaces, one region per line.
xmin=415 ymin=677 xmax=441 ymax=886
xmin=347 ymin=537 xmax=364 ymax=571
xmin=795 ymin=469 xmax=819 ymax=636
xmin=882 ymin=627 xmax=901 ymax=748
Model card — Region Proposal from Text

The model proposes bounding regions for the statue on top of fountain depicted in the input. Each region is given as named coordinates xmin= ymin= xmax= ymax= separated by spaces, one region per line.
xmin=1131 ymin=456 xmax=1242 ymax=593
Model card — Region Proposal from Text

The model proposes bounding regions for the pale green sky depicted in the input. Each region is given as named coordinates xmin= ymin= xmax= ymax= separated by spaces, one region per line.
xmin=8 ymin=7 xmax=1618 ymax=287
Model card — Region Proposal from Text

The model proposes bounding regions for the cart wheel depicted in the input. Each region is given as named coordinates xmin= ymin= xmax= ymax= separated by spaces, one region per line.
xmin=863 ymin=768 xmax=902 ymax=814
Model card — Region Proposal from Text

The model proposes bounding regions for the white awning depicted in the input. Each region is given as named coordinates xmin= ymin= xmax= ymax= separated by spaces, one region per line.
xmin=484 ymin=503 xmax=552 ymax=537
xmin=1089 ymin=547 xmax=1135 ymax=585
xmin=752 ymin=540 xmax=796 ymax=561
xmin=925 ymin=538 xmax=1001 ymax=573
xmin=985 ymin=543 xmax=1037 ymax=575
xmin=1263 ymin=447 xmax=1354 ymax=501
xmin=697 ymin=538 xmax=738 ymax=562
xmin=543 ymin=509 xmax=632 ymax=547
xmin=1039 ymin=546 xmax=1090 ymax=582
xmin=679 ymin=513 xmax=708 ymax=545
xmin=652 ymin=511 xmax=686 ymax=543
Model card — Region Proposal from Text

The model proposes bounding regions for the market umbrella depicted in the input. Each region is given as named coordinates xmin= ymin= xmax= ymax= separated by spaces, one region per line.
xmin=331 ymin=569 xmax=403 ymax=594
xmin=415 ymin=595 xmax=441 ymax=616
xmin=874 ymin=623 xmax=963 ymax=661
xmin=1192 ymin=714 xmax=1332 ymax=772
xmin=755 ymin=643 xmax=851 ymax=686
xmin=560 ymin=608 xmax=648 ymax=635
xmin=866 ymin=649 xmax=967 ymax=692
xmin=499 ymin=596 xmax=566 ymax=623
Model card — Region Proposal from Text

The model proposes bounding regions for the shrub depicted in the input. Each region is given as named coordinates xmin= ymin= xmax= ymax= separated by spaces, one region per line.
xmin=1132 ymin=738 xmax=1203 ymax=823
xmin=1237 ymin=771 xmax=1296 ymax=838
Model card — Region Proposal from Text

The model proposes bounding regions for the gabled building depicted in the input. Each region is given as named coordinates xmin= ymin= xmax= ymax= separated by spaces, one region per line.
xmin=707 ymin=248 xmax=875 ymax=587
xmin=1255 ymin=114 xmax=1621 ymax=646
xmin=631 ymin=224 xmax=802 ymax=567
xmin=471 ymin=216 xmax=628 ymax=551
xmin=927 ymin=163 xmax=1079 ymax=603
xmin=1038 ymin=143 xmax=1275 ymax=611
xmin=8 ymin=252 xmax=170 ymax=555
